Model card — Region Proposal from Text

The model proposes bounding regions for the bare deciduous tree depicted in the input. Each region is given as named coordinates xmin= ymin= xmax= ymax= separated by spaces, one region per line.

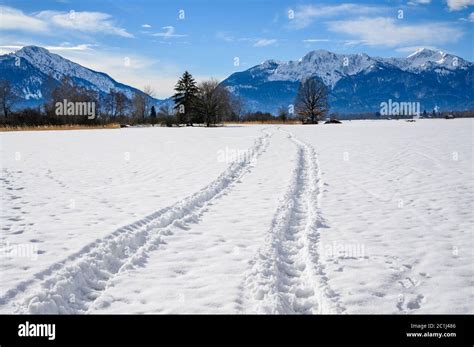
xmin=46 ymin=76 xmax=99 ymax=122
xmin=195 ymin=79 xmax=231 ymax=127
xmin=0 ymin=79 xmax=16 ymax=118
xmin=277 ymin=105 xmax=290 ymax=122
xmin=295 ymin=78 xmax=328 ymax=124
xmin=157 ymin=104 xmax=176 ymax=127
xmin=103 ymin=90 xmax=117 ymax=117
xmin=229 ymin=95 xmax=245 ymax=122
xmin=115 ymin=91 xmax=129 ymax=117
xmin=132 ymin=92 xmax=146 ymax=119
xmin=104 ymin=89 xmax=129 ymax=117
xmin=143 ymin=85 xmax=156 ymax=117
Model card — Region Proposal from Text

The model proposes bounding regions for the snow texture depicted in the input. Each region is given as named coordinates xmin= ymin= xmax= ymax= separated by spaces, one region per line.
xmin=0 ymin=120 xmax=472 ymax=314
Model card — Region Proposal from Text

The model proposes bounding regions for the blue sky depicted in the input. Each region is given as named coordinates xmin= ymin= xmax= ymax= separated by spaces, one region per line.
xmin=1 ymin=0 xmax=473 ymax=98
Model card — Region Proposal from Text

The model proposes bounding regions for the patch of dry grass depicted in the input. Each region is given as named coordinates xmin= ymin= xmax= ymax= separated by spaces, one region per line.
xmin=0 ymin=124 xmax=121 ymax=132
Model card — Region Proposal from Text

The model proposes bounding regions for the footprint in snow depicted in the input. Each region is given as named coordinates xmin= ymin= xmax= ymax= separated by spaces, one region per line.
xmin=407 ymin=294 xmax=425 ymax=310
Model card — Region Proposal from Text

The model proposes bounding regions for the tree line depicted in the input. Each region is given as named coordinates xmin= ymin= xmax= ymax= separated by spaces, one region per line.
xmin=0 ymin=76 xmax=162 ymax=127
xmin=0 ymin=70 xmax=336 ymax=127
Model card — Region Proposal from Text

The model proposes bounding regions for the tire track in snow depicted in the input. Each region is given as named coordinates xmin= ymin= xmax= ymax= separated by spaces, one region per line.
xmin=0 ymin=129 xmax=272 ymax=314
xmin=240 ymin=129 xmax=345 ymax=314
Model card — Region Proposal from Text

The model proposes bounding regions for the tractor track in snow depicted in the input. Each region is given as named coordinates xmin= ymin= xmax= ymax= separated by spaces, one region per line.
xmin=239 ymin=129 xmax=345 ymax=314
xmin=0 ymin=129 xmax=272 ymax=314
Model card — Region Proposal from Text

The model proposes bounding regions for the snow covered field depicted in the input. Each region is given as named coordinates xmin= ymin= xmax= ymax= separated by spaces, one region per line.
xmin=0 ymin=119 xmax=472 ymax=314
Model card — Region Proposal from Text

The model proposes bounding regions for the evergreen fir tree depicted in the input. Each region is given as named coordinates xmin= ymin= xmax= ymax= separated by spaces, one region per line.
xmin=172 ymin=71 xmax=199 ymax=125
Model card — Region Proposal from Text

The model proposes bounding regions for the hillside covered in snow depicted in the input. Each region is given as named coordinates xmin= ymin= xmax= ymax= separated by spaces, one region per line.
xmin=1 ymin=46 xmax=472 ymax=116
xmin=0 ymin=46 xmax=162 ymax=109
xmin=222 ymin=48 xmax=474 ymax=114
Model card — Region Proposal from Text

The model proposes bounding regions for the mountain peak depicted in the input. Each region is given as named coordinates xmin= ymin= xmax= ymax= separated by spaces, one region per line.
xmin=308 ymin=49 xmax=332 ymax=54
xmin=260 ymin=59 xmax=281 ymax=68
xmin=401 ymin=48 xmax=469 ymax=71
xmin=265 ymin=49 xmax=376 ymax=88
xmin=302 ymin=49 xmax=337 ymax=62
xmin=14 ymin=45 xmax=74 ymax=80
xmin=16 ymin=46 xmax=51 ymax=59
xmin=1 ymin=45 xmax=161 ymax=109
xmin=407 ymin=47 xmax=438 ymax=58
xmin=15 ymin=45 xmax=59 ymax=67
xmin=18 ymin=45 xmax=50 ymax=53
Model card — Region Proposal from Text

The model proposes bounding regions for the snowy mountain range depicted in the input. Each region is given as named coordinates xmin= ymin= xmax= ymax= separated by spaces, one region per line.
xmin=221 ymin=48 xmax=474 ymax=114
xmin=0 ymin=46 xmax=161 ymax=109
xmin=1 ymin=46 xmax=472 ymax=115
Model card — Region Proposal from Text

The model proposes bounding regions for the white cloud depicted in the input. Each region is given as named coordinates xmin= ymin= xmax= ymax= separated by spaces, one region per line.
xmin=289 ymin=4 xmax=386 ymax=29
xmin=0 ymin=45 xmax=24 ymax=55
xmin=343 ymin=39 xmax=369 ymax=46
xmin=0 ymin=6 xmax=133 ymax=38
xmin=469 ymin=12 xmax=474 ymax=20
xmin=216 ymin=33 xmax=277 ymax=47
xmin=45 ymin=44 xmax=95 ymax=51
xmin=0 ymin=45 xmax=23 ymax=50
xmin=50 ymin=48 xmax=178 ymax=97
xmin=446 ymin=0 xmax=474 ymax=11
xmin=0 ymin=6 xmax=49 ymax=33
xmin=152 ymin=26 xmax=186 ymax=39
xmin=408 ymin=0 xmax=432 ymax=5
xmin=216 ymin=31 xmax=234 ymax=42
xmin=0 ymin=43 xmax=94 ymax=55
xmin=327 ymin=17 xmax=463 ymax=47
xmin=253 ymin=39 xmax=277 ymax=47
xmin=142 ymin=24 xmax=152 ymax=28
xmin=395 ymin=45 xmax=440 ymax=54
xmin=303 ymin=39 xmax=330 ymax=43
xmin=36 ymin=10 xmax=134 ymax=38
